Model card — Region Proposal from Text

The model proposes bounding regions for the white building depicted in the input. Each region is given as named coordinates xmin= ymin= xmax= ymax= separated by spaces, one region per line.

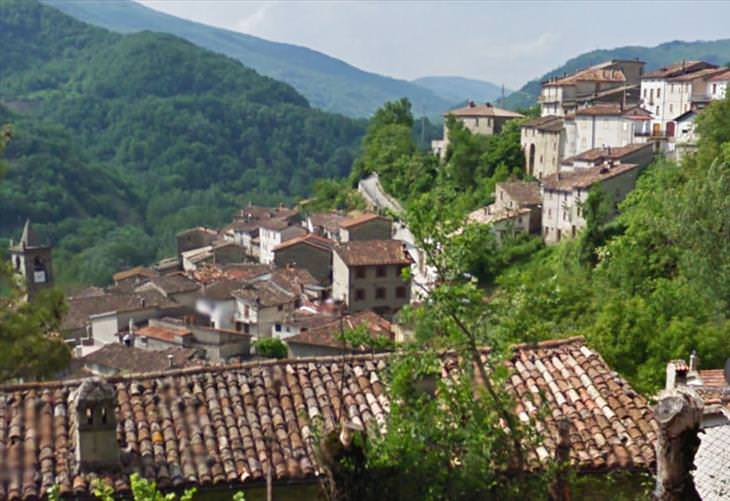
xmin=521 ymin=116 xmax=565 ymax=179
xmin=539 ymin=60 xmax=645 ymax=117
xmin=541 ymin=162 xmax=642 ymax=244
xmin=565 ymin=104 xmax=652 ymax=158
xmin=258 ymin=219 xmax=308 ymax=264
xmin=708 ymin=69 xmax=730 ymax=101
xmin=640 ymin=60 xmax=718 ymax=136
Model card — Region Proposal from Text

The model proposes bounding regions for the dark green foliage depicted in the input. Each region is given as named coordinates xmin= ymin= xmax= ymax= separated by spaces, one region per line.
xmin=253 ymin=338 xmax=288 ymax=359
xmin=43 ymin=0 xmax=454 ymax=117
xmin=0 ymin=0 xmax=365 ymax=285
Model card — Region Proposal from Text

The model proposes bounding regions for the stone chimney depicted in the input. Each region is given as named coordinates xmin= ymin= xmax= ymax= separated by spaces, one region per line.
xmin=69 ymin=378 xmax=120 ymax=472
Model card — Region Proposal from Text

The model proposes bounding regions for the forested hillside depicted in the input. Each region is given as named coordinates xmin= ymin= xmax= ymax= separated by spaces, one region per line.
xmin=0 ymin=0 xmax=365 ymax=285
xmin=503 ymin=39 xmax=730 ymax=109
xmin=43 ymin=0 xmax=454 ymax=117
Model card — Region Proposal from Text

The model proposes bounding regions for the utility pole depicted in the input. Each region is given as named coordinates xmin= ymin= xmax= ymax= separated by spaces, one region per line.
xmin=501 ymin=84 xmax=505 ymax=108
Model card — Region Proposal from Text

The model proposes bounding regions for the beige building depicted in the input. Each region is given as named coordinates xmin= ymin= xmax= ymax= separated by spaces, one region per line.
xmin=521 ymin=116 xmax=565 ymax=178
xmin=541 ymin=162 xmax=642 ymax=244
xmin=332 ymin=240 xmax=412 ymax=318
xmin=540 ymin=60 xmax=645 ymax=117
xmin=466 ymin=180 xmax=541 ymax=242
xmin=433 ymin=101 xmax=524 ymax=157
xmin=339 ymin=213 xmax=392 ymax=242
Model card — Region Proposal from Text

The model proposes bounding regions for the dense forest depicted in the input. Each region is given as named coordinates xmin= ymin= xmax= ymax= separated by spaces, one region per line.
xmin=0 ymin=0 xmax=366 ymax=285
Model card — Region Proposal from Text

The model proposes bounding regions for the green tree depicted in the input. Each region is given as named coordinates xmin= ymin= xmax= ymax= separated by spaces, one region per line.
xmin=0 ymin=126 xmax=71 ymax=382
xmin=253 ymin=337 xmax=288 ymax=359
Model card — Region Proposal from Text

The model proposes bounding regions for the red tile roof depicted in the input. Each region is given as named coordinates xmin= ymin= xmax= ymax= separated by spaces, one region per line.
xmin=709 ymin=68 xmax=730 ymax=82
xmin=286 ymin=310 xmax=393 ymax=350
xmin=561 ymin=143 xmax=653 ymax=166
xmin=273 ymin=233 xmax=334 ymax=253
xmin=544 ymin=64 xmax=626 ymax=86
xmin=642 ymin=60 xmax=716 ymax=79
xmin=542 ymin=163 xmax=640 ymax=191
xmin=334 ymin=240 xmax=412 ymax=266
xmin=444 ymin=102 xmax=524 ymax=118
xmin=339 ymin=213 xmax=389 ymax=229
xmin=0 ymin=337 xmax=655 ymax=499
xmin=498 ymin=181 xmax=541 ymax=206
xmin=136 ymin=325 xmax=193 ymax=343
xmin=112 ymin=266 xmax=157 ymax=283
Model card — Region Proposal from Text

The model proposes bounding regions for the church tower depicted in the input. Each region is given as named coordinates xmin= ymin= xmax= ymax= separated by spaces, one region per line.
xmin=8 ymin=220 xmax=54 ymax=300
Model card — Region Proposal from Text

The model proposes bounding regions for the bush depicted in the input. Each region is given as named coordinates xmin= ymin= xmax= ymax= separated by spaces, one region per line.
xmin=253 ymin=337 xmax=288 ymax=359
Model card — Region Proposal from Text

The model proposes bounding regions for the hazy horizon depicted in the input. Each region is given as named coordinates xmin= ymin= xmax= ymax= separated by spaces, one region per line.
xmin=137 ymin=0 xmax=730 ymax=88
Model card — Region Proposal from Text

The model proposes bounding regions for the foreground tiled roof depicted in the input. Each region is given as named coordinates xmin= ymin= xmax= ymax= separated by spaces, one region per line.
xmin=62 ymin=291 xmax=180 ymax=332
xmin=0 ymin=337 xmax=655 ymax=500
xmin=334 ymin=240 xmax=412 ymax=266
xmin=79 ymin=344 xmax=202 ymax=374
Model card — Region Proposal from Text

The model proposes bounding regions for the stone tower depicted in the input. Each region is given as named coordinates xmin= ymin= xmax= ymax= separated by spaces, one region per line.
xmin=8 ymin=219 xmax=53 ymax=300
xmin=69 ymin=378 xmax=120 ymax=471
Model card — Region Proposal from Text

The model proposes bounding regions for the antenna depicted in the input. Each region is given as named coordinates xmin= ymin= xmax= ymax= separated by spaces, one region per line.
xmin=501 ymin=84 xmax=505 ymax=107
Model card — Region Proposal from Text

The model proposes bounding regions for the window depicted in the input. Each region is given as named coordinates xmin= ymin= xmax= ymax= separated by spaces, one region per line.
xmin=355 ymin=267 xmax=366 ymax=279
xmin=713 ymin=84 xmax=718 ymax=94
xmin=474 ymin=118 xmax=479 ymax=126
xmin=547 ymin=208 xmax=552 ymax=217
xmin=669 ymin=104 xmax=673 ymax=113
xmin=396 ymin=286 xmax=407 ymax=299
xmin=562 ymin=210 xmax=568 ymax=221
xmin=656 ymin=88 xmax=661 ymax=99
xmin=656 ymin=106 xmax=660 ymax=115
xmin=355 ymin=289 xmax=365 ymax=301
xmin=376 ymin=266 xmax=387 ymax=278
xmin=643 ymin=88 xmax=647 ymax=98
xmin=375 ymin=287 xmax=386 ymax=300
xmin=244 ymin=304 xmax=250 ymax=318
xmin=277 ymin=305 xmax=283 ymax=311
xmin=275 ymin=323 xmax=282 ymax=332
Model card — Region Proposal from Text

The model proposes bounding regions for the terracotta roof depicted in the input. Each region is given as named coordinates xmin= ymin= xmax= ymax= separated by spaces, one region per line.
xmin=200 ymin=278 xmax=247 ymax=301
xmin=270 ymin=267 xmax=321 ymax=295
xmin=280 ymin=226 xmax=308 ymax=242
xmin=334 ymin=240 xmax=412 ymax=267
xmin=257 ymin=217 xmax=291 ymax=231
xmin=0 ymin=336 xmax=656 ymax=500
xmin=522 ymin=115 xmax=563 ymax=132
xmin=642 ymin=60 xmax=716 ymax=79
xmin=561 ymin=143 xmax=653 ymax=166
xmin=307 ymin=213 xmax=347 ymax=233
xmin=339 ymin=213 xmax=389 ymax=229
xmin=62 ymin=292 xmax=179 ymax=332
xmin=699 ymin=369 xmax=727 ymax=388
xmin=141 ymin=274 xmax=200 ymax=295
xmin=112 ymin=267 xmax=157 ymax=283
xmin=544 ymin=64 xmax=626 ymax=86
xmin=136 ymin=325 xmax=193 ymax=343
xmin=233 ymin=281 xmax=295 ymax=308
xmin=574 ymin=104 xmax=650 ymax=118
xmin=273 ymin=233 xmax=334 ymax=253
xmin=709 ymin=68 xmax=730 ymax=82
xmin=236 ymin=205 xmax=298 ymax=222
xmin=542 ymin=163 xmax=640 ymax=191
xmin=498 ymin=181 xmax=541 ymax=206
xmin=444 ymin=102 xmax=524 ymax=118
xmin=80 ymin=344 xmax=201 ymax=374
xmin=668 ymin=67 xmax=725 ymax=82
xmin=286 ymin=310 xmax=393 ymax=350
xmin=175 ymin=227 xmax=218 ymax=238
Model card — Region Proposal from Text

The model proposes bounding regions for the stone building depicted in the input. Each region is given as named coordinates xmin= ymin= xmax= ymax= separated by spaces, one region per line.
xmin=338 ymin=213 xmax=392 ymax=242
xmin=332 ymin=240 xmax=412 ymax=318
xmin=466 ymin=181 xmax=542 ymax=242
xmin=521 ymin=115 xmax=565 ymax=178
xmin=432 ymin=101 xmax=524 ymax=157
xmin=8 ymin=220 xmax=54 ymax=300
xmin=273 ymin=233 xmax=334 ymax=285
xmin=541 ymin=162 xmax=642 ymax=244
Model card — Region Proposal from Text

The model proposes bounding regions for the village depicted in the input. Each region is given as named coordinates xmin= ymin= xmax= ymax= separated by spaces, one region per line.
xmin=3 ymin=53 xmax=730 ymax=500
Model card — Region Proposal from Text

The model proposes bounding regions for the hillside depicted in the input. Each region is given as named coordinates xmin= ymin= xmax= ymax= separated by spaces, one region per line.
xmin=502 ymin=39 xmax=730 ymax=109
xmin=412 ymin=76 xmax=509 ymax=107
xmin=42 ymin=0 xmax=454 ymax=117
xmin=0 ymin=0 xmax=365 ymax=285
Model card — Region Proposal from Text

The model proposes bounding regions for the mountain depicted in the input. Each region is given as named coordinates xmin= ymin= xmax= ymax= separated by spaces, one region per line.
xmin=412 ymin=76 xmax=509 ymax=107
xmin=502 ymin=39 xmax=730 ymax=110
xmin=41 ymin=0 xmax=454 ymax=117
xmin=0 ymin=0 xmax=365 ymax=285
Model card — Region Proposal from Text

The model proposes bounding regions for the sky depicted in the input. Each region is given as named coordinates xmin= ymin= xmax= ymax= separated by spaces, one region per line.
xmin=137 ymin=1 xmax=730 ymax=89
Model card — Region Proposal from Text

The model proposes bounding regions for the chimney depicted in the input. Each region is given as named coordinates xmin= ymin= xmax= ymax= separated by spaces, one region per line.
xmin=69 ymin=378 xmax=120 ymax=472
xmin=689 ymin=351 xmax=699 ymax=373
xmin=468 ymin=100 xmax=475 ymax=108
xmin=167 ymin=354 xmax=174 ymax=369
xmin=128 ymin=318 xmax=135 ymax=335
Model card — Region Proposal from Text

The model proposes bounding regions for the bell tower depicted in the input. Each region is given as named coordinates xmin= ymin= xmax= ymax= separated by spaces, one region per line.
xmin=8 ymin=219 xmax=54 ymax=300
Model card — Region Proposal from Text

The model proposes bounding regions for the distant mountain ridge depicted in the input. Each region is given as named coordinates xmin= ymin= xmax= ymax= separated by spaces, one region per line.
xmin=411 ymin=76 xmax=509 ymax=108
xmin=42 ymin=0 xmax=455 ymax=117
xmin=502 ymin=39 xmax=730 ymax=110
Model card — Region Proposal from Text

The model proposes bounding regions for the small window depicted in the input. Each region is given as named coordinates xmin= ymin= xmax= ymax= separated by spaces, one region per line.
xmin=101 ymin=407 xmax=108 ymax=425
xmin=375 ymin=287 xmax=386 ymax=300
xmin=275 ymin=323 xmax=282 ymax=332
xmin=396 ymin=286 xmax=407 ymax=299
xmin=86 ymin=407 xmax=93 ymax=425
xmin=376 ymin=266 xmax=387 ymax=278
xmin=474 ymin=117 xmax=479 ymax=127
xmin=355 ymin=267 xmax=366 ymax=279
xmin=244 ymin=305 xmax=250 ymax=318
xmin=277 ymin=305 xmax=283 ymax=311
xmin=713 ymin=84 xmax=717 ymax=94
xmin=355 ymin=289 xmax=365 ymax=301
xmin=547 ymin=208 xmax=552 ymax=217
xmin=669 ymin=104 xmax=673 ymax=113
xmin=656 ymin=89 xmax=661 ymax=99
